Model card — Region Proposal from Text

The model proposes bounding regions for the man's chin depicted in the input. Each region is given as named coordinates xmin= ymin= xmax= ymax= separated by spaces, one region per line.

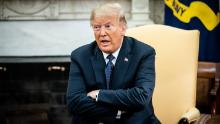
xmin=100 ymin=48 xmax=112 ymax=54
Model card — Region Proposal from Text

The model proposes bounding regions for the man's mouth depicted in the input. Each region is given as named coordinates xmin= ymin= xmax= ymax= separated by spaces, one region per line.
xmin=101 ymin=40 xmax=110 ymax=46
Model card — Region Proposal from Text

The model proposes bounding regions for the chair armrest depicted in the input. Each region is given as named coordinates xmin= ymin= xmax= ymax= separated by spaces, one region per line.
xmin=210 ymin=78 xmax=220 ymax=115
xmin=178 ymin=107 xmax=200 ymax=124
xmin=210 ymin=78 xmax=220 ymax=96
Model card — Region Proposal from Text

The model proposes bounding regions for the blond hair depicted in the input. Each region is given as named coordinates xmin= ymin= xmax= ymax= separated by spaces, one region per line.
xmin=90 ymin=3 xmax=127 ymax=27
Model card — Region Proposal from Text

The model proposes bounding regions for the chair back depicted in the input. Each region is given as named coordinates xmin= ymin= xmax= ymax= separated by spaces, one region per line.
xmin=126 ymin=24 xmax=200 ymax=124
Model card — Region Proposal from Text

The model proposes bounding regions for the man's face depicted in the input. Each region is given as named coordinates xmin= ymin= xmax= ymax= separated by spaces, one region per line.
xmin=92 ymin=15 xmax=126 ymax=54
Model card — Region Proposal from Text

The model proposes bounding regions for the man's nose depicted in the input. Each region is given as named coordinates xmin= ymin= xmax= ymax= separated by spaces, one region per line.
xmin=100 ymin=27 xmax=107 ymax=36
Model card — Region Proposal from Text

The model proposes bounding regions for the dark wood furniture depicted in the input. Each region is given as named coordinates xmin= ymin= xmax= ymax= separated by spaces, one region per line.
xmin=206 ymin=115 xmax=220 ymax=124
xmin=197 ymin=62 xmax=220 ymax=115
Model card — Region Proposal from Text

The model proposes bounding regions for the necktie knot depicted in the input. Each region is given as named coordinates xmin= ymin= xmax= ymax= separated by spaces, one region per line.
xmin=107 ymin=54 xmax=115 ymax=62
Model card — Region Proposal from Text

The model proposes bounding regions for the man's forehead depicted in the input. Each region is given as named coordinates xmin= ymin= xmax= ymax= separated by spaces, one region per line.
xmin=93 ymin=15 xmax=119 ymax=23
xmin=93 ymin=21 xmax=111 ymax=25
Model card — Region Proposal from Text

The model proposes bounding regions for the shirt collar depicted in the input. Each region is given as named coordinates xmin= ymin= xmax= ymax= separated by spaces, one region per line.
xmin=102 ymin=44 xmax=121 ymax=60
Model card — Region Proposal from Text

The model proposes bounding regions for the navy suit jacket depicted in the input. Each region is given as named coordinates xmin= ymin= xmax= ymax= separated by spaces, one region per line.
xmin=66 ymin=36 xmax=160 ymax=124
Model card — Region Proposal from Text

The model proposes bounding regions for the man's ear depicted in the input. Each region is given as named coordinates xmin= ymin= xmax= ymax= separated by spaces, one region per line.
xmin=120 ymin=24 xmax=127 ymax=36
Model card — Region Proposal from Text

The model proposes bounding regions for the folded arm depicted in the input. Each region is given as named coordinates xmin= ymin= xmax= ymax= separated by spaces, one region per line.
xmin=96 ymin=51 xmax=156 ymax=111
xmin=66 ymin=59 xmax=117 ymax=118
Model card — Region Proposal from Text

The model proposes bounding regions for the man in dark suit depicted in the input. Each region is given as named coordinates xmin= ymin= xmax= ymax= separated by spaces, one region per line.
xmin=66 ymin=3 xmax=160 ymax=124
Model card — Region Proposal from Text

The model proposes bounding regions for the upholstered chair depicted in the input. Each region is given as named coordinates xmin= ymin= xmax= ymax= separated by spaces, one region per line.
xmin=126 ymin=24 xmax=200 ymax=124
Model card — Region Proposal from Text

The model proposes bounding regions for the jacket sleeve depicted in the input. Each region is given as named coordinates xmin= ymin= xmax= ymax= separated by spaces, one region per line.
xmin=97 ymin=49 xmax=156 ymax=111
xmin=66 ymin=57 xmax=117 ymax=118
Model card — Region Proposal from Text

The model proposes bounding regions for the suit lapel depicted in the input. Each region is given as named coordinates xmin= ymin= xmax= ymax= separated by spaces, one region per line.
xmin=111 ymin=37 xmax=132 ymax=89
xmin=90 ymin=46 xmax=106 ymax=88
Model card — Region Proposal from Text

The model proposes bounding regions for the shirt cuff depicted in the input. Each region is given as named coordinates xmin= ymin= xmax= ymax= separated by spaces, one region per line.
xmin=116 ymin=110 xmax=121 ymax=119
xmin=95 ymin=90 xmax=100 ymax=101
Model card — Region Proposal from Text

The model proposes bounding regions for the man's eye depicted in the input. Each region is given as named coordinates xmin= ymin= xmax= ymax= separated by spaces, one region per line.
xmin=93 ymin=26 xmax=101 ymax=29
xmin=105 ymin=25 xmax=111 ymax=29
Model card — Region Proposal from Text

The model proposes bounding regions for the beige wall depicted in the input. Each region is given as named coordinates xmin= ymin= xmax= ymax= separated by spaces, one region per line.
xmin=0 ymin=0 xmax=165 ymax=25
xmin=149 ymin=0 xmax=164 ymax=24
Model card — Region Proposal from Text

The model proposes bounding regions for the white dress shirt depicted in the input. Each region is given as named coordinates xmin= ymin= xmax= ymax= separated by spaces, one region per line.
xmin=96 ymin=44 xmax=123 ymax=119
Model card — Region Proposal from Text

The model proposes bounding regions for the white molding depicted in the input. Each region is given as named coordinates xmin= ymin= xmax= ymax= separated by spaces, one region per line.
xmin=0 ymin=0 xmax=154 ymax=26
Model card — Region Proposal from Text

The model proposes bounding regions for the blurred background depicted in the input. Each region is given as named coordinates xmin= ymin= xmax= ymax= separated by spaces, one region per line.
xmin=0 ymin=0 xmax=219 ymax=124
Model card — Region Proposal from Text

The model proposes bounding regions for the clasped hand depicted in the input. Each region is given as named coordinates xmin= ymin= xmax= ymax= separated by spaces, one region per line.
xmin=87 ymin=90 xmax=100 ymax=100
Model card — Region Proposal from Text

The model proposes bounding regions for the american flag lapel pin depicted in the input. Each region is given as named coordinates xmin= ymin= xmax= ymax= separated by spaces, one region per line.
xmin=124 ymin=57 xmax=128 ymax=62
